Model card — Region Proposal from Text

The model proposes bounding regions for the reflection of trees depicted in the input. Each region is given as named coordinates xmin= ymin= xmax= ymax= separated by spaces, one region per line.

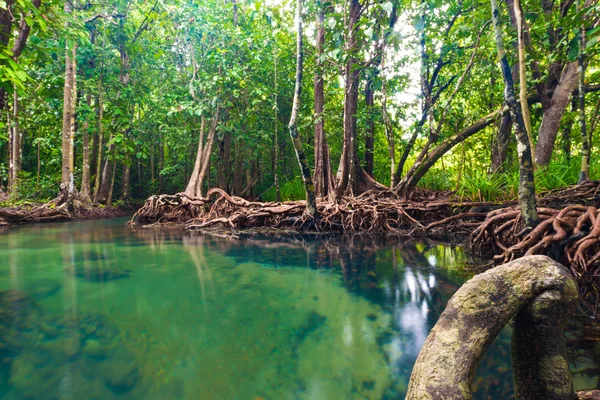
xmin=182 ymin=236 xmax=215 ymax=307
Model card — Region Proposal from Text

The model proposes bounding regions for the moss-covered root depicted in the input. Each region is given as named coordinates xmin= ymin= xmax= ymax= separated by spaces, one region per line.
xmin=406 ymin=255 xmax=579 ymax=400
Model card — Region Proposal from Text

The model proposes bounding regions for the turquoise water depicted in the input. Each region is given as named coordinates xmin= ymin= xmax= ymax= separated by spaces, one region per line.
xmin=0 ymin=218 xmax=596 ymax=399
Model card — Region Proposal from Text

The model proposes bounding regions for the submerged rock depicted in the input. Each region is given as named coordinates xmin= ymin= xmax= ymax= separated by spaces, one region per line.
xmin=96 ymin=351 xmax=139 ymax=393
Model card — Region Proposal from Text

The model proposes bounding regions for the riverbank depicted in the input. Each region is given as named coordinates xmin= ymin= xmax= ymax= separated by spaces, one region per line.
xmin=0 ymin=202 xmax=129 ymax=226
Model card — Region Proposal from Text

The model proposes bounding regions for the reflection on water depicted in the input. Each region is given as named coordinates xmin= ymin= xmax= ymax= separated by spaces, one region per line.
xmin=0 ymin=218 xmax=597 ymax=399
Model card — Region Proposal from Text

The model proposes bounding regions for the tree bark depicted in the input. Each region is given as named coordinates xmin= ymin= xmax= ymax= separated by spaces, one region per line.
xmin=313 ymin=7 xmax=333 ymax=198
xmin=407 ymin=256 xmax=578 ymax=399
xmin=578 ymin=15 xmax=588 ymax=183
xmin=93 ymin=85 xmax=104 ymax=203
xmin=60 ymin=0 xmax=77 ymax=203
xmin=289 ymin=0 xmax=318 ymax=219
xmin=514 ymin=0 xmax=535 ymax=159
xmin=80 ymin=93 xmax=92 ymax=203
xmin=535 ymin=63 xmax=579 ymax=165
xmin=273 ymin=40 xmax=281 ymax=202
xmin=364 ymin=76 xmax=375 ymax=177
xmin=8 ymin=89 xmax=20 ymax=196
xmin=336 ymin=0 xmax=363 ymax=196
xmin=492 ymin=0 xmax=538 ymax=227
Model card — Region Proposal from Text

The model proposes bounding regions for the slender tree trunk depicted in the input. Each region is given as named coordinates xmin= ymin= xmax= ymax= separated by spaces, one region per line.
xmin=273 ymin=41 xmax=281 ymax=201
xmin=578 ymin=13 xmax=589 ymax=183
xmin=93 ymin=84 xmax=104 ymax=203
xmin=289 ymin=0 xmax=318 ymax=218
xmin=80 ymin=93 xmax=92 ymax=203
xmin=336 ymin=0 xmax=361 ymax=196
xmin=107 ymin=159 xmax=116 ymax=206
xmin=219 ymin=132 xmax=231 ymax=191
xmin=514 ymin=0 xmax=534 ymax=159
xmin=364 ymin=77 xmax=375 ymax=177
xmin=491 ymin=0 xmax=538 ymax=227
xmin=382 ymin=58 xmax=396 ymax=187
xmin=8 ymin=89 xmax=19 ymax=196
xmin=121 ymin=156 xmax=130 ymax=201
xmin=313 ymin=6 xmax=332 ymax=198
xmin=61 ymin=0 xmax=77 ymax=203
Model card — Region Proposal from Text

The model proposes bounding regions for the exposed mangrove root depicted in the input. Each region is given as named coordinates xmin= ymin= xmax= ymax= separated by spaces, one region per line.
xmin=407 ymin=255 xmax=600 ymax=400
xmin=0 ymin=196 xmax=127 ymax=225
xmin=131 ymin=188 xmax=480 ymax=233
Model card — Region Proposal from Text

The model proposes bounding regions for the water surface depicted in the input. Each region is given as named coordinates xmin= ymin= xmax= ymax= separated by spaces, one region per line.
xmin=0 ymin=218 xmax=597 ymax=399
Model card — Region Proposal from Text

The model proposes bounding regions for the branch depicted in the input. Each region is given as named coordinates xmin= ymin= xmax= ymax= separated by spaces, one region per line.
xmin=131 ymin=0 xmax=159 ymax=44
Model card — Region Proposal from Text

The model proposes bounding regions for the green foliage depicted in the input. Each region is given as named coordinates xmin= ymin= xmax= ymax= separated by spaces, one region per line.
xmin=262 ymin=179 xmax=305 ymax=202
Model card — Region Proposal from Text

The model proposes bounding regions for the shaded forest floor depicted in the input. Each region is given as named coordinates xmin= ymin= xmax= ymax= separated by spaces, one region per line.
xmin=132 ymin=181 xmax=600 ymax=315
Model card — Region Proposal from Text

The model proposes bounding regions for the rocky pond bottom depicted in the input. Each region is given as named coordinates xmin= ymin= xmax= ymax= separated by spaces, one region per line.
xmin=0 ymin=218 xmax=597 ymax=399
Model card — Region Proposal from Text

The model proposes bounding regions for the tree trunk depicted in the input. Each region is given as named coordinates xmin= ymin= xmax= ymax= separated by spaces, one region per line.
xmin=364 ymin=76 xmax=375 ymax=177
xmin=8 ymin=89 xmax=20 ymax=196
xmin=491 ymin=0 xmax=538 ymax=227
xmin=184 ymin=116 xmax=205 ymax=198
xmin=93 ymin=84 xmax=104 ymax=203
xmin=336 ymin=0 xmax=361 ymax=196
xmin=97 ymin=132 xmax=113 ymax=204
xmin=578 ymin=15 xmax=588 ymax=183
xmin=121 ymin=156 xmax=130 ymax=201
xmin=313 ymin=7 xmax=332 ymax=198
xmin=514 ymin=0 xmax=535 ymax=159
xmin=535 ymin=63 xmax=579 ymax=165
xmin=219 ymin=132 xmax=231 ymax=191
xmin=60 ymin=0 xmax=77 ymax=203
xmin=289 ymin=0 xmax=318 ymax=219
xmin=273 ymin=41 xmax=281 ymax=202
xmin=80 ymin=93 xmax=92 ymax=203
xmin=107 ymin=159 xmax=116 ymax=206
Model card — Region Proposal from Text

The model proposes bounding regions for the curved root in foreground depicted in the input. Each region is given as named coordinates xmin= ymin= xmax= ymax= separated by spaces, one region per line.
xmin=407 ymin=255 xmax=600 ymax=399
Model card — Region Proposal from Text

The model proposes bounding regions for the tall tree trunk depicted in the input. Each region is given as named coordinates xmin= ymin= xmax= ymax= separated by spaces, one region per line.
xmin=8 ymin=89 xmax=19 ymax=196
xmin=80 ymin=93 xmax=92 ymax=203
xmin=535 ymin=62 xmax=579 ymax=165
xmin=107 ymin=159 xmax=116 ymax=206
xmin=364 ymin=76 xmax=375 ymax=177
xmin=121 ymin=156 xmax=130 ymax=201
xmin=289 ymin=0 xmax=318 ymax=218
xmin=578 ymin=14 xmax=589 ymax=183
xmin=93 ymin=77 xmax=104 ymax=203
xmin=514 ymin=0 xmax=534 ymax=158
xmin=336 ymin=0 xmax=361 ymax=196
xmin=313 ymin=6 xmax=332 ymax=198
xmin=273 ymin=41 xmax=281 ymax=202
xmin=491 ymin=0 xmax=538 ymax=227
xmin=61 ymin=0 xmax=77 ymax=204
xmin=219 ymin=132 xmax=231 ymax=191
xmin=97 ymin=132 xmax=113 ymax=204
xmin=382 ymin=62 xmax=396 ymax=187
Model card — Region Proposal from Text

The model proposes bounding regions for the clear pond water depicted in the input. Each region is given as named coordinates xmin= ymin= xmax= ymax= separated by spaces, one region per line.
xmin=0 ymin=218 xmax=597 ymax=399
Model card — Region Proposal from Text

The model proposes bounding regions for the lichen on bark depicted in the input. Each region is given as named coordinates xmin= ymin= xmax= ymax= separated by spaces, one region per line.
xmin=407 ymin=255 xmax=579 ymax=400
